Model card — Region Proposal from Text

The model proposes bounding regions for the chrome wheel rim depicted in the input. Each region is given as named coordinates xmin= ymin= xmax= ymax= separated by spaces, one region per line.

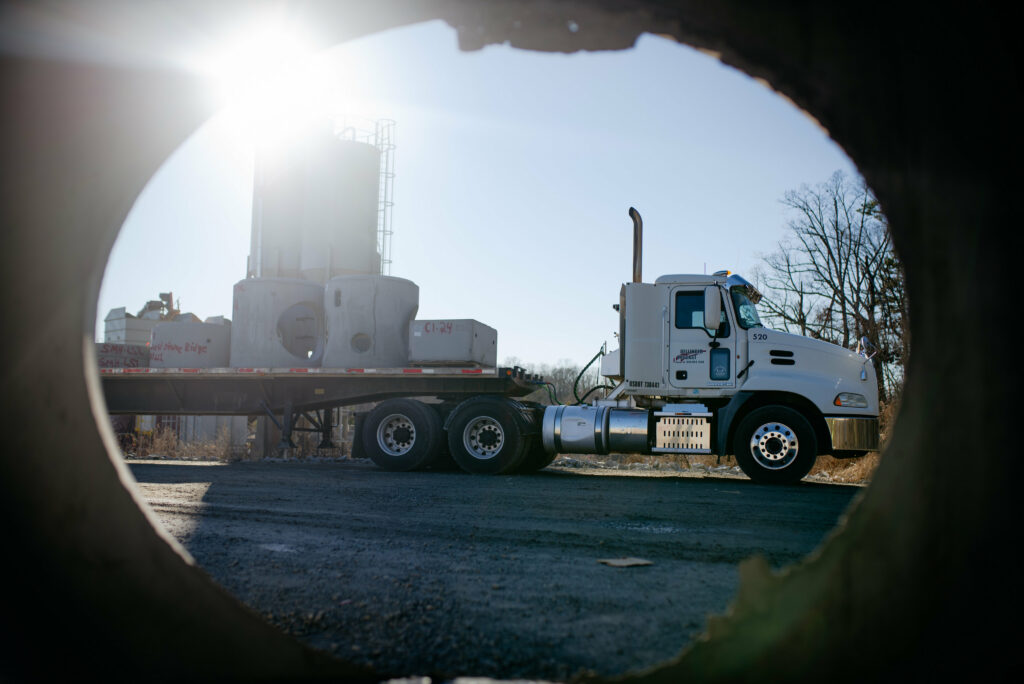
xmin=463 ymin=416 xmax=504 ymax=460
xmin=749 ymin=422 xmax=799 ymax=470
xmin=377 ymin=414 xmax=415 ymax=456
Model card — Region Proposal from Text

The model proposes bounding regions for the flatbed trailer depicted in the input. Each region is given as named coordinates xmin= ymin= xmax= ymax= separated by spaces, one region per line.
xmin=100 ymin=365 xmax=549 ymax=474
xmin=100 ymin=366 xmax=537 ymax=415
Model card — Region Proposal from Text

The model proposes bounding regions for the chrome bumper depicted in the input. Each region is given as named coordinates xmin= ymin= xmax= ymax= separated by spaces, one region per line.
xmin=825 ymin=416 xmax=880 ymax=452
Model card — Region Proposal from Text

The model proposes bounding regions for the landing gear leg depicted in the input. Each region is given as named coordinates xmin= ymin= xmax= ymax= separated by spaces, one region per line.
xmin=317 ymin=408 xmax=335 ymax=449
xmin=277 ymin=400 xmax=296 ymax=453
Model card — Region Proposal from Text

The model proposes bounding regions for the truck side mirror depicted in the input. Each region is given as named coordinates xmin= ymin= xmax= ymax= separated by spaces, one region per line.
xmin=704 ymin=287 xmax=722 ymax=332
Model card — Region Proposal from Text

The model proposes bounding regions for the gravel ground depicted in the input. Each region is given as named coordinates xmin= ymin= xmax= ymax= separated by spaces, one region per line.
xmin=130 ymin=459 xmax=861 ymax=682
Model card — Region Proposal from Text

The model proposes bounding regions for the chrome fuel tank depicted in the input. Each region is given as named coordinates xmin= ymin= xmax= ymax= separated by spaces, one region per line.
xmin=542 ymin=405 xmax=649 ymax=455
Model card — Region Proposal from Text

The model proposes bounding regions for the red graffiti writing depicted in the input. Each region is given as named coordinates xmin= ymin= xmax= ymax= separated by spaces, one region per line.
xmin=423 ymin=321 xmax=454 ymax=335
xmin=150 ymin=341 xmax=208 ymax=355
xmin=97 ymin=343 xmax=148 ymax=357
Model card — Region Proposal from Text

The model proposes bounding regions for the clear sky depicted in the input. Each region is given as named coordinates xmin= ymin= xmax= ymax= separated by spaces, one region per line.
xmin=97 ymin=18 xmax=857 ymax=368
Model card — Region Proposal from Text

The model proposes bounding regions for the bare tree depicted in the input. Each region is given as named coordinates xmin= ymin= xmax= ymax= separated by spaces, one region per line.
xmin=754 ymin=171 xmax=908 ymax=402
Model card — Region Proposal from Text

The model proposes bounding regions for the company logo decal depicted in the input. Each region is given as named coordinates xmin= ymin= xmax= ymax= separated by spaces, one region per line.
xmin=673 ymin=348 xmax=706 ymax=363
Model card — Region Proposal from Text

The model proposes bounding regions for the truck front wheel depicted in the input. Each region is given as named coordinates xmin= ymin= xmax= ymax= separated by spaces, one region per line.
xmin=446 ymin=396 xmax=530 ymax=474
xmin=732 ymin=406 xmax=818 ymax=485
xmin=362 ymin=399 xmax=443 ymax=472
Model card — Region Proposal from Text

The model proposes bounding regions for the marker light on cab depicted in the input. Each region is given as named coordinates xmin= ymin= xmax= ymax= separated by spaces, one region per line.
xmin=834 ymin=392 xmax=869 ymax=408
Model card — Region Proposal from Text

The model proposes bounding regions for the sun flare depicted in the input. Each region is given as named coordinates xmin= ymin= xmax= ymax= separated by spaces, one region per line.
xmin=202 ymin=16 xmax=331 ymax=147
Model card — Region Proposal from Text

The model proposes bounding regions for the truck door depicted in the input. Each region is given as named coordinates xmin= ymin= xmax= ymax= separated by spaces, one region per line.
xmin=667 ymin=287 xmax=736 ymax=390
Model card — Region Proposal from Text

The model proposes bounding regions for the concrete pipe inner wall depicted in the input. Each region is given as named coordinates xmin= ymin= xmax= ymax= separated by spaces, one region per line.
xmin=0 ymin=1 xmax=1018 ymax=681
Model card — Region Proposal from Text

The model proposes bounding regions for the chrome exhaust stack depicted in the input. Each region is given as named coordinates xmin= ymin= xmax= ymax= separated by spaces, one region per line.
xmin=629 ymin=206 xmax=642 ymax=284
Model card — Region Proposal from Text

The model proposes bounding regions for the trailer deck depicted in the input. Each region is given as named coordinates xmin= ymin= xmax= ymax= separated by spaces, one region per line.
xmin=100 ymin=366 xmax=537 ymax=416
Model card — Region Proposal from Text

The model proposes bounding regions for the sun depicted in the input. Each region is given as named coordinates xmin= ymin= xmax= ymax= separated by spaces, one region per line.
xmin=199 ymin=13 xmax=331 ymax=147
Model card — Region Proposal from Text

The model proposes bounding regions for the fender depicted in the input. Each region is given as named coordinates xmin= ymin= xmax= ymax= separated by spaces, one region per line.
xmin=714 ymin=391 xmax=754 ymax=454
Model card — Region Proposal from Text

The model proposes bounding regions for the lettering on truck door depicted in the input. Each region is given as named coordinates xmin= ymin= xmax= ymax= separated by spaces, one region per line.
xmin=668 ymin=288 xmax=736 ymax=390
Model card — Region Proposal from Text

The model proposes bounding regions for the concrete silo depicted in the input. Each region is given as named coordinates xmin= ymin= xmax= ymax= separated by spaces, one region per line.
xmin=237 ymin=120 xmax=409 ymax=369
xmin=248 ymin=126 xmax=386 ymax=283
xmin=298 ymin=139 xmax=382 ymax=281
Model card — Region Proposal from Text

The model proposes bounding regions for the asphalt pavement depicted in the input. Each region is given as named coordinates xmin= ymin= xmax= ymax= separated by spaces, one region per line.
xmin=129 ymin=459 xmax=860 ymax=681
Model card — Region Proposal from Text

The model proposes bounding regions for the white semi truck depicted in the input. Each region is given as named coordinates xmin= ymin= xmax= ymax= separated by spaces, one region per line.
xmin=538 ymin=268 xmax=880 ymax=484
xmin=102 ymin=209 xmax=879 ymax=484
xmin=438 ymin=208 xmax=880 ymax=484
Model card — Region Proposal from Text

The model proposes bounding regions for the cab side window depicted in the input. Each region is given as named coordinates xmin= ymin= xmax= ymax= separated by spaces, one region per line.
xmin=675 ymin=291 xmax=730 ymax=338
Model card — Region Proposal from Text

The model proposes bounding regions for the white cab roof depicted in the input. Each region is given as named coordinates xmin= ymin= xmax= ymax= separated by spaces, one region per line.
xmin=653 ymin=274 xmax=728 ymax=285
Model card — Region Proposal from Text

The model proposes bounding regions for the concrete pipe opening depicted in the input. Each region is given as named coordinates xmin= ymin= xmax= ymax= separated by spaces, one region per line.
xmin=0 ymin=1 xmax=1017 ymax=682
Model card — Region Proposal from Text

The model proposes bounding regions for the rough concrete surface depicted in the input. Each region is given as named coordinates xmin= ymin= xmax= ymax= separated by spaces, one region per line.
xmin=130 ymin=460 xmax=858 ymax=682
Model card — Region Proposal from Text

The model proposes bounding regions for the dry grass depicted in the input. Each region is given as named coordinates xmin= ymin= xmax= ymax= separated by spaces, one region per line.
xmin=614 ymin=452 xmax=738 ymax=469
xmin=557 ymin=449 xmax=881 ymax=484
xmin=558 ymin=452 xmax=741 ymax=473
xmin=809 ymin=452 xmax=880 ymax=484
xmin=879 ymin=396 xmax=901 ymax=444
xmin=133 ymin=426 xmax=232 ymax=462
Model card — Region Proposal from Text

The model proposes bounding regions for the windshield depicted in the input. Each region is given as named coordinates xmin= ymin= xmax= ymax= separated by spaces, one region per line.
xmin=730 ymin=286 xmax=763 ymax=329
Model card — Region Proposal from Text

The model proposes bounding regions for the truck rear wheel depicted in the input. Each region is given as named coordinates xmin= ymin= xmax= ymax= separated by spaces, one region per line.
xmin=515 ymin=402 xmax=552 ymax=473
xmin=732 ymin=405 xmax=817 ymax=485
xmin=517 ymin=437 xmax=556 ymax=473
xmin=446 ymin=396 xmax=530 ymax=474
xmin=362 ymin=399 xmax=443 ymax=472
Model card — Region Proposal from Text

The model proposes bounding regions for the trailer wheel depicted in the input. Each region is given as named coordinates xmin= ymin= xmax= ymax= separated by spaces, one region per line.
xmin=362 ymin=399 xmax=443 ymax=472
xmin=447 ymin=396 xmax=530 ymax=474
xmin=732 ymin=405 xmax=818 ymax=485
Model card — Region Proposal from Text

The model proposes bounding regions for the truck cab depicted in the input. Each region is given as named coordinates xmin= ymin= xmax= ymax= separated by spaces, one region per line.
xmin=544 ymin=270 xmax=881 ymax=484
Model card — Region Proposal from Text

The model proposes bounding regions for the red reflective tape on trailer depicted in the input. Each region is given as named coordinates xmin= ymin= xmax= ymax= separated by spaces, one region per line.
xmin=346 ymin=369 xmax=364 ymax=373
xmin=461 ymin=369 xmax=483 ymax=374
xmin=237 ymin=368 xmax=256 ymax=373
xmin=124 ymin=368 xmax=149 ymax=373
xmin=289 ymin=368 xmax=309 ymax=373
xmin=402 ymin=368 xmax=423 ymax=374
xmin=182 ymin=368 xmax=200 ymax=373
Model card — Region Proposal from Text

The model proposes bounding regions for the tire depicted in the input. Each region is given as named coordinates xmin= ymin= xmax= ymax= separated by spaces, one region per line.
xmin=513 ymin=402 xmax=552 ymax=473
xmin=732 ymin=405 xmax=818 ymax=485
xmin=518 ymin=436 xmax=556 ymax=473
xmin=362 ymin=399 xmax=443 ymax=472
xmin=446 ymin=396 xmax=531 ymax=474
xmin=351 ymin=412 xmax=367 ymax=460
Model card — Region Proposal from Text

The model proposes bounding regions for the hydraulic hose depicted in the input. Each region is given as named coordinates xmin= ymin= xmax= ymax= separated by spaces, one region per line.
xmin=573 ymin=349 xmax=605 ymax=404
xmin=576 ymin=384 xmax=615 ymax=404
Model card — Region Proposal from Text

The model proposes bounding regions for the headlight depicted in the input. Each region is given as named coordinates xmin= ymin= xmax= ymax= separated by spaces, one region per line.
xmin=834 ymin=392 xmax=868 ymax=408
